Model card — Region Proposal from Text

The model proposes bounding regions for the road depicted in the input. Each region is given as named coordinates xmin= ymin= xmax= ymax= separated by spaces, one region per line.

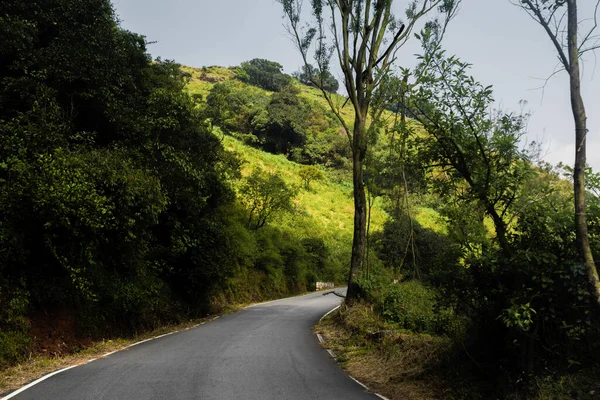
xmin=5 ymin=290 xmax=378 ymax=399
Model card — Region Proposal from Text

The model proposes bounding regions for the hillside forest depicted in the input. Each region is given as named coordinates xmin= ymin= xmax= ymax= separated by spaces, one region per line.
xmin=1 ymin=0 xmax=600 ymax=398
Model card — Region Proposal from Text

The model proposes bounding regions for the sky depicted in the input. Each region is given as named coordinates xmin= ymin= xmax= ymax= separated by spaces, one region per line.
xmin=112 ymin=0 xmax=600 ymax=170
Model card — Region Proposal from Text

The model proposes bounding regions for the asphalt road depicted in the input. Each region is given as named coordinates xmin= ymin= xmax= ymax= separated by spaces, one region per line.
xmin=6 ymin=290 xmax=378 ymax=399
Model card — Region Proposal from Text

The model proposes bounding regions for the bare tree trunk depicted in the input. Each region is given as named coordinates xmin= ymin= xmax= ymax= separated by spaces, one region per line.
xmin=366 ymin=188 xmax=373 ymax=281
xmin=346 ymin=118 xmax=367 ymax=304
xmin=567 ymin=0 xmax=600 ymax=306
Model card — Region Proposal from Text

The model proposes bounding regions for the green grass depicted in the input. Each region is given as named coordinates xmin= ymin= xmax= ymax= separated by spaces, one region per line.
xmin=182 ymin=65 xmax=236 ymax=98
xmin=181 ymin=64 xmax=402 ymax=130
xmin=222 ymin=134 xmax=387 ymax=271
xmin=183 ymin=64 xmax=447 ymax=271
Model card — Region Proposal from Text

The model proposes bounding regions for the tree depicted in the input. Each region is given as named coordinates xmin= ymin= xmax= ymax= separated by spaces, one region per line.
xmin=238 ymin=58 xmax=292 ymax=92
xmin=240 ymin=168 xmax=297 ymax=229
xmin=405 ymin=49 xmax=531 ymax=258
xmin=298 ymin=165 xmax=324 ymax=190
xmin=0 ymin=0 xmax=239 ymax=343
xmin=259 ymin=84 xmax=309 ymax=155
xmin=278 ymin=0 xmax=459 ymax=302
xmin=513 ymin=0 xmax=600 ymax=306
xmin=293 ymin=64 xmax=339 ymax=93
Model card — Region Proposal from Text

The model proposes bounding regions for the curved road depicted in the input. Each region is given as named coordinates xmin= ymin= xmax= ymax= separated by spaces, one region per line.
xmin=5 ymin=290 xmax=378 ymax=399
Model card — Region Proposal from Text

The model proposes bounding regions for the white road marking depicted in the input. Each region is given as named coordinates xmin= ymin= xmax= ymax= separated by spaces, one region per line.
xmin=1 ymin=366 xmax=77 ymax=400
xmin=2 ymin=325 xmax=200 ymax=398
xmin=316 ymin=303 xmax=391 ymax=400
xmin=3 ymin=292 xmax=341 ymax=399
xmin=349 ymin=376 xmax=369 ymax=390
xmin=319 ymin=305 xmax=341 ymax=322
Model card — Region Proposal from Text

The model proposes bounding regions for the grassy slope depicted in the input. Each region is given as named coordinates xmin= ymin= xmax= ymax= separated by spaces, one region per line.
xmin=222 ymin=133 xmax=386 ymax=272
xmin=183 ymin=65 xmax=446 ymax=268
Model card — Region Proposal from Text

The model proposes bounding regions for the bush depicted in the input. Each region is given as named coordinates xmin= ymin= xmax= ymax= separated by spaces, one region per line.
xmin=380 ymin=281 xmax=443 ymax=333
xmin=0 ymin=331 xmax=31 ymax=368
xmin=375 ymin=213 xmax=461 ymax=278
xmin=0 ymin=289 xmax=31 ymax=367
xmin=356 ymin=277 xmax=464 ymax=337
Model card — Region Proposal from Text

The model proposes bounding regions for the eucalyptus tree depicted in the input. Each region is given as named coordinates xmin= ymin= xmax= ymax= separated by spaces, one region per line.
xmin=277 ymin=0 xmax=459 ymax=301
xmin=513 ymin=0 xmax=600 ymax=306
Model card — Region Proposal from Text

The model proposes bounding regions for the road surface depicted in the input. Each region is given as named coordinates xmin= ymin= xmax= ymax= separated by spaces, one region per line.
xmin=5 ymin=290 xmax=378 ymax=399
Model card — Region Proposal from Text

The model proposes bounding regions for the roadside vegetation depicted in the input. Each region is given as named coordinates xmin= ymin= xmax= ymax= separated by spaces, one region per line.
xmin=0 ymin=0 xmax=366 ymax=379
xmin=1 ymin=0 xmax=600 ymax=398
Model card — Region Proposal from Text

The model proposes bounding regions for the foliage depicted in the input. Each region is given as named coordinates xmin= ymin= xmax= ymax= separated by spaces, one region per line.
xmin=367 ymin=39 xmax=600 ymax=392
xmin=407 ymin=48 xmax=531 ymax=256
xmin=204 ymin=80 xmax=269 ymax=134
xmin=0 ymin=0 xmax=345 ymax=369
xmin=298 ymin=165 xmax=324 ymax=190
xmin=204 ymin=80 xmax=348 ymax=163
xmin=257 ymin=84 xmax=309 ymax=155
xmin=279 ymin=0 xmax=462 ymax=302
xmin=374 ymin=212 xmax=461 ymax=279
xmin=293 ymin=64 xmax=339 ymax=93
xmin=515 ymin=0 xmax=600 ymax=308
xmin=237 ymin=58 xmax=292 ymax=92
xmin=354 ymin=277 xmax=465 ymax=338
xmin=239 ymin=168 xmax=298 ymax=230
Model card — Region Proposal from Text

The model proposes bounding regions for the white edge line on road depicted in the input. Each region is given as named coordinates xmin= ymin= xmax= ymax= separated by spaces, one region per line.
xmin=349 ymin=376 xmax=369 ymax=390
xmin=1 ymin=323 xmax=202 ymax=399
xmin=1 ymin=365 xmax=78 ymax=400
xmin=315 ymin=304 xmax=391 ymax=400
xmin=3 ymin=291 xmax=336 ymax=399
xmin=319 ymin=305 xmax=340 ymax=322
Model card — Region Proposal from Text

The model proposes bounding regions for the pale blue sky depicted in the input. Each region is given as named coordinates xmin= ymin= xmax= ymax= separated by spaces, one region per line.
xmin=112 ymin=0 xmax=599 ymax=170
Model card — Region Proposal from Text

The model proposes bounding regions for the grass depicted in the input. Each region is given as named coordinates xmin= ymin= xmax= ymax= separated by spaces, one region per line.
xmin=187 ymin=65 xmax=448 ymax=274
xmin=222 ymin=133 xmax=388 ymax=273
xmin=315 ymin=303 xmax=454 ymax=400
xmin=317 ymin=301 xmax=600 ymax=400
xmin=182 ymin=64 xmax=404 ymax=132
xmin=182 ymin=65 xmax=236 ymax=98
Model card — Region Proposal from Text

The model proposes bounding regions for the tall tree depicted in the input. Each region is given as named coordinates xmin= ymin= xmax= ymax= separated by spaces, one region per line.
xmin=514 ymin=0 xmax=600 ymax=306
xmin=406 ymin=49 xmax=531 ymax=258
xmin=278 ymin=0 xmax=459 ymax=302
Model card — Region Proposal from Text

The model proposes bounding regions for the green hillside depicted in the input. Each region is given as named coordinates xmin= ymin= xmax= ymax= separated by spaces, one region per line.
xmin=182 ymin=64 xmax=448 ymax=280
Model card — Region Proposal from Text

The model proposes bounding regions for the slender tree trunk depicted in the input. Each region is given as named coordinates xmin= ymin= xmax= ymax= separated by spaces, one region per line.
xmin=346 ymin=118 xmax=368 ymax=304
xmin=567 ymin=0 xmax=600 ymax=306
xmin=486 ymin=205 xmax=512 ymax=258
xmin=366 ymin=189 xmax=373 ymax=281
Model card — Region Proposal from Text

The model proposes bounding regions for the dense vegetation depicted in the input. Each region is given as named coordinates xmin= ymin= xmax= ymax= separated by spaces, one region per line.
xmin=0 ymin=0 xmax=351 ymax=369
xmin=276 ymin=0 xmax=600 ymax=397
xmin=1 ymin=0 xmax=600 ymax=398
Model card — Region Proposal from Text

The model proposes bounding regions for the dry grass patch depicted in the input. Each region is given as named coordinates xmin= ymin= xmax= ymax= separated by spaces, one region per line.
xmin=316 ymin=304 xmax=454 ymax=400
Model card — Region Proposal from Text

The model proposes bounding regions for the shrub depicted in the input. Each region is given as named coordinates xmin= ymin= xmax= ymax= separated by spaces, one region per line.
xmin=375 ymin=213 xmax=461 ymax=278
xmin=0 ymin=289 xmax=31 ymax=367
